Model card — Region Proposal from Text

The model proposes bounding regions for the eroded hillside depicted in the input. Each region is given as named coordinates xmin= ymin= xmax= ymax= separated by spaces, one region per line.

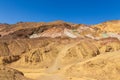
xmin=0 ymin=20 xmax=120 ymax=80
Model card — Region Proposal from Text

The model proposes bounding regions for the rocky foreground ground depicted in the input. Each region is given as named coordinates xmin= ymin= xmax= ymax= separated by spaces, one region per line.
xmin=0 ymin=20 xmax=120 ymax=80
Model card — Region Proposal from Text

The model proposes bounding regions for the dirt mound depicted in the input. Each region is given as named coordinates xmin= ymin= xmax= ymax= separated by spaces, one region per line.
xmin=65 ymin=50 xmax=120 ymax=80
xmin=61 ymin=40 xmax=100 ymax=65
xmin=0 ymin=66 xmax=31 ymax=80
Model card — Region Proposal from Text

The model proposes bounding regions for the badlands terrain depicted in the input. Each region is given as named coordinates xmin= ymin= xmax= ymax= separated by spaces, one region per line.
xmin=0 ymin=20 xmax=120 ymax=80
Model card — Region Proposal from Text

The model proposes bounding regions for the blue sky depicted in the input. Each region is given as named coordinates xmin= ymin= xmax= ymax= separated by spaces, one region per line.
xmin=0 ymin=0 xmax=120 ymax=24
